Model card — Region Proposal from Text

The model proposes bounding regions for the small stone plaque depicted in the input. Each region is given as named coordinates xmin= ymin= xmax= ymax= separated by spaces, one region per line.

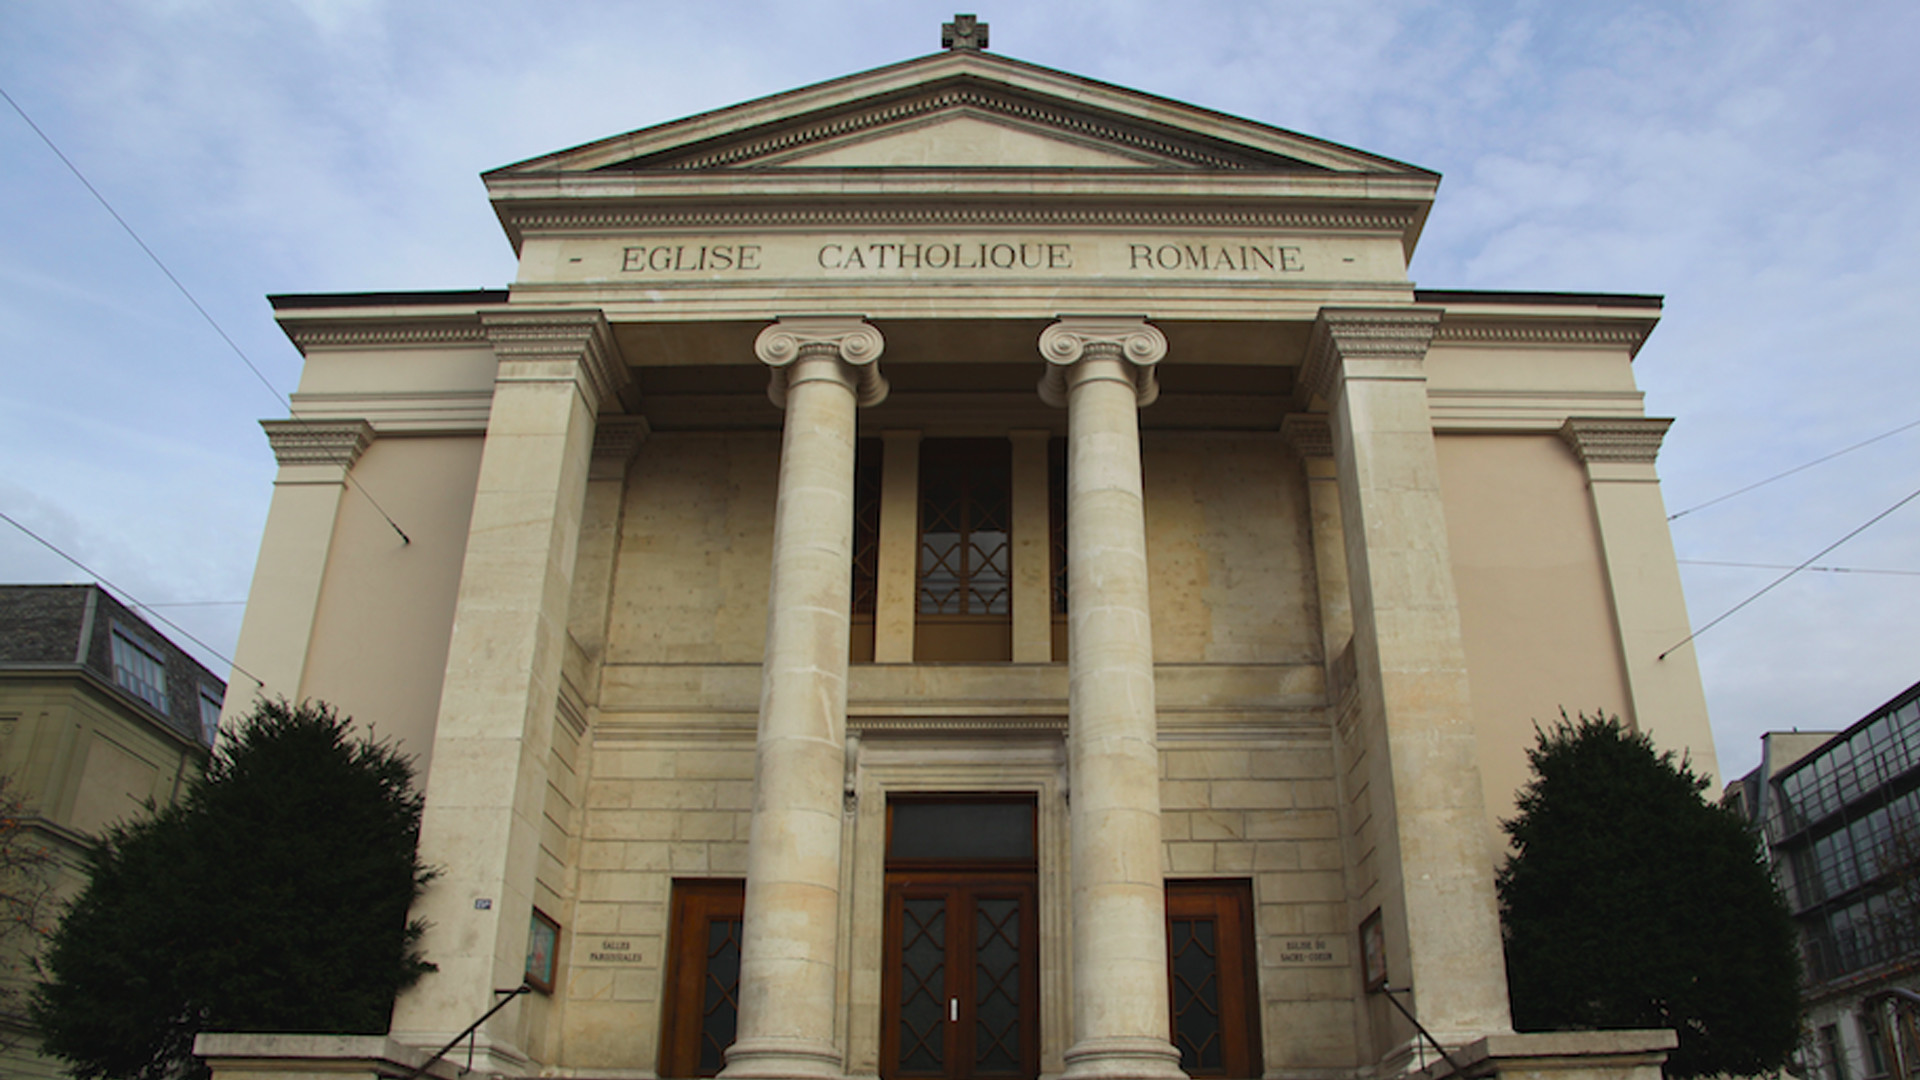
xmin=587 ymin=937 xmax=646 ymax=964
xmin=1272 ymin=935 xmax=1348 ymax=967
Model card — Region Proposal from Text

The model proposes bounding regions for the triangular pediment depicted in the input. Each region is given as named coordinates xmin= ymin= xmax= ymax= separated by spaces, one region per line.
xmin=756 ymin=113 xmax=1170 ymax=169
xmin=488 ymin=52 xmax=1433 ymax=178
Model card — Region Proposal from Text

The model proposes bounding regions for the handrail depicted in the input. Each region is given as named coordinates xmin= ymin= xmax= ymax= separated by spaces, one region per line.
xmin=398 ymin=984 xmax=533 ymax=1080
xmin=1373 ymin=985 xmax=1469 ymax=1078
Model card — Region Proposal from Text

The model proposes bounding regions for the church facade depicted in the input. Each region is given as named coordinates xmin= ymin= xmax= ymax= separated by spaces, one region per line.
xmin=207 ymin=24 xmax=1706 ymax=1080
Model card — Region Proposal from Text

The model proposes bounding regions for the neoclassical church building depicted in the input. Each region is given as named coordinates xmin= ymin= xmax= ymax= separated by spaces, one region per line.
xmin=207 ymin=20 xmax=1710 ymax=1080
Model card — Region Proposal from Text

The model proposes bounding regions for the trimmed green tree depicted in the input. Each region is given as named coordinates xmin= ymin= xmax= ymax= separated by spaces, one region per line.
xmin=32 ymin=700 xmax=435 ymax=1080
xmin=1497 ymin=712 xmax=1801 ymax=1078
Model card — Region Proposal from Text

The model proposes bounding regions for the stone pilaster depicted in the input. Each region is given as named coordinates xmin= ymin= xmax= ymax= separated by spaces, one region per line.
xmin=1301 ymin=308 xmax=1513 ymax=1049
xmin=723 ymin=317 xmax=886 ymax=1080
xmin=1281 ymin=413 xmax=1352 ymax=667
xmin=390 ymin=309 xmax=629 ymax=1069
xmin=1038 ymin=317 xmax=1185 ymax=1080
xmin=1558 ymin=417 xmax=1720 ymax=782
xmin=224 ymin=419 xmax=375 ymax=724
xmin=570 ymin=416 xmax=649 ymax=660
xmin=873 ymin=430 xmax=921 ymax=663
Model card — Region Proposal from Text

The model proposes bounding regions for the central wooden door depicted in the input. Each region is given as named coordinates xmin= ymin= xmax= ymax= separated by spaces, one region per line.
xmin=882 ymin=873 xmax=1038 ymax=1080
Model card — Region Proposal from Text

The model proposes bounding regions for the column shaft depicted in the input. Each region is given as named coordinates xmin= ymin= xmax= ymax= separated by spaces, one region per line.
xmin=1041 ymin=319 xmax=1184 ymax=1080
xmin=725 ymin=319 xmax=885 ymax=1080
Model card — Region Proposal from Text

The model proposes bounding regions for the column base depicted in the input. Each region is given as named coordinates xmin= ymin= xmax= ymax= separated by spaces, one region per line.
xmin=1061 ymin=1037 xmax=1187 ymax=1080
xmin=720 ymin=1037 xmax=845 ymax=1080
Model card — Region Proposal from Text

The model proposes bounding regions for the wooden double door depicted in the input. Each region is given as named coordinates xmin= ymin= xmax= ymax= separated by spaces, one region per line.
xmin=881 ymin=871 xmax=1039 ymax=1080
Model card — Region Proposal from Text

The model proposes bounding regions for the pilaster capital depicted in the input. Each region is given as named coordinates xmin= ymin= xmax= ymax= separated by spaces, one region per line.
xmin=1559 ymin=416 xmax=1673 ymax=466
xmin=1037 ymin=316 xmax=1166 ymax=408
xmin=755 ymin=316 xmax=888 ymax=409
xmin=261 ymin=419 xmax=374 ymax=469
xmin=590 ymin=416 xmax=651 ymax=480
xmin=480 ymin=308 xmax=633 ymax=413
xmin=1279 ymin=414 xmax=1333 ymax=459
xmin=1297 ymin=307 xmax=1443 ymax=407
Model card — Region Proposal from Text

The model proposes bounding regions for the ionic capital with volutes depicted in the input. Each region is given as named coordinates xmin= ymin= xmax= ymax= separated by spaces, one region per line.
xmin=1038 ymin=316 xmax=1166 ymax=408
xmin=480 ymin=308 xmax=633 ymax=414
xmin=755 ymin=316 xmax=888 ymax=409
xmin=1296 ymin=307 xmax=1444 ymax=407
xmin=1559 ymin=417 xmax=1673 ymax=466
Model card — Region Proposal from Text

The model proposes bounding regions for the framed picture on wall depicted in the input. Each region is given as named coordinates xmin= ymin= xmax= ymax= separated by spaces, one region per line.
xmin=526 ymin=908 xmax=561 ymax=994
xmin=1359 ymin=908 xmax=1387 ymax=992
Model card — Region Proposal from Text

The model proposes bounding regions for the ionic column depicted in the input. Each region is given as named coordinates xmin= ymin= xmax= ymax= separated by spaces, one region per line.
xmin=724 ymin=317 xmax=887 ymax=1080
xmin=1559 ymin=418 xmax=1720 ymax=782
xmin=1298 ymin=309 xmax=1511 ymax=1048
xmin=391 ymin=309 xmax=629 ymax=1067
xmin=224 ymin=419 xmax=373 ymax=725
xmin=1038 ymin=318 xmax=1185 ymax=1080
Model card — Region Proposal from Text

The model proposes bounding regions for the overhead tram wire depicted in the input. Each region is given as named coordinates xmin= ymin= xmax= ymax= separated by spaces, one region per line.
xmin=0 ymin=83 xmax=410 ymax=545
xmin=0 ymin=509 xmax=260 ymax=690
xmin=1658 ymin=483 xmax=1920 ymax=661
xmin=1679 ymin=560 xmax=1920 ymax=578
xmin=1669 ymin=417 xmax=1920 ymax=522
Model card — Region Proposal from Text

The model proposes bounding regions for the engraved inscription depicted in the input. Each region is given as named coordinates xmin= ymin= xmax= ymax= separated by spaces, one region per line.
xmin=1128 ymin=243 xmax=1303 ymax=272
xmin=1273 ymin=935 xmax=1347 ymax=967
xmin=588 ymin=937 xmax=646 ymax=963
xmin=622 ymin=244 xmax=763 ymax=272
xmin=608 ymin=236 xmax=1320 ymax=278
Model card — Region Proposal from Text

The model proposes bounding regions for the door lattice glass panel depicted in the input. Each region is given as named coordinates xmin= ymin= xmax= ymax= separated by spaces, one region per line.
xmin=700 ymin=916 xmax=744 ymax=1073
xmin=662 ymin=881 xmax=746 ymax=1078
xmin=898 ymin=897 xmax=949 ymax=1075
xmin=1165 ymin=880 xmax=1261 ymax=1079
xmin=883 ymin=879 xmax=1037 ymax=1080
xmin=1169 ymin=916 xmax=1223 ymax=1072
xmin=973 ymin=899 xmax=1022 ymax=1075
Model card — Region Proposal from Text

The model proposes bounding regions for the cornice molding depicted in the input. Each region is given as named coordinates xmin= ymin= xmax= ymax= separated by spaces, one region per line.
xmin=480 ymin=308 xmax=632 ymax=413
xmin=495 ymin=202 xmax=1420 ymax=237
xmin=1433 ymin=318 xmax=1655 ymax=356
xmin=1279 ymin=414 xmax=1333 ymax=459
xmin=1037 ymin=316 xmax=1166 ymax=408
xmin=1297 ymin=307 xmax=1443 ymax=405
xmin=281 ymin=318 xmax=488 ymax=352
xmin=637 ymin=85 xmax=1270 ymax=172
xmin=260 ymin=419 xmax=374 ymax=469
xmin=590 ymin=416 xmax=651 ymax=480
xmin=754 ymin=316 xmax=888 ymax=409
xmin=1559 ymin=417 xmax=1673 ymax=466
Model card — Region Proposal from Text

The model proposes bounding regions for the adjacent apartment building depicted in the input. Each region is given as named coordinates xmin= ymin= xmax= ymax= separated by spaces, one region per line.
xmin=204 ymin=22 xmax=1713 ymax=1080
xmin=1729 ymin=680 xmax=1920 ymax=1080
xmin=0 ymin=584 xmax=222 ymax=1078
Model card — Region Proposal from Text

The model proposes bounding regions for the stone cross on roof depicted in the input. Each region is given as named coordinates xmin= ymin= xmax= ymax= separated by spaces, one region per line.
xmin=942 ymin=14 xmax=988 ymax=51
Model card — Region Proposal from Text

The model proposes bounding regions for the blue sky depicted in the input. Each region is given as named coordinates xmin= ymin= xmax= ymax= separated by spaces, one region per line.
xmin=2 ymin=0 xmax=1915 ymax=782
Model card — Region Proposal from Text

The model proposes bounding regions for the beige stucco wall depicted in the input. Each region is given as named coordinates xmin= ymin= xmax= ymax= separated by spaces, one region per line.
xmin=301 ymin=436 xmax=484 ymax=774
xmin=1435 ymin=433 xmax=1634 ymax=846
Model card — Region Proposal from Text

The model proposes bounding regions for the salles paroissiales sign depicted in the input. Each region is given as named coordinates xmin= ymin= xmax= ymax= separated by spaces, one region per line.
xmin=616 ymin=236 xmax=1314 ymax=277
